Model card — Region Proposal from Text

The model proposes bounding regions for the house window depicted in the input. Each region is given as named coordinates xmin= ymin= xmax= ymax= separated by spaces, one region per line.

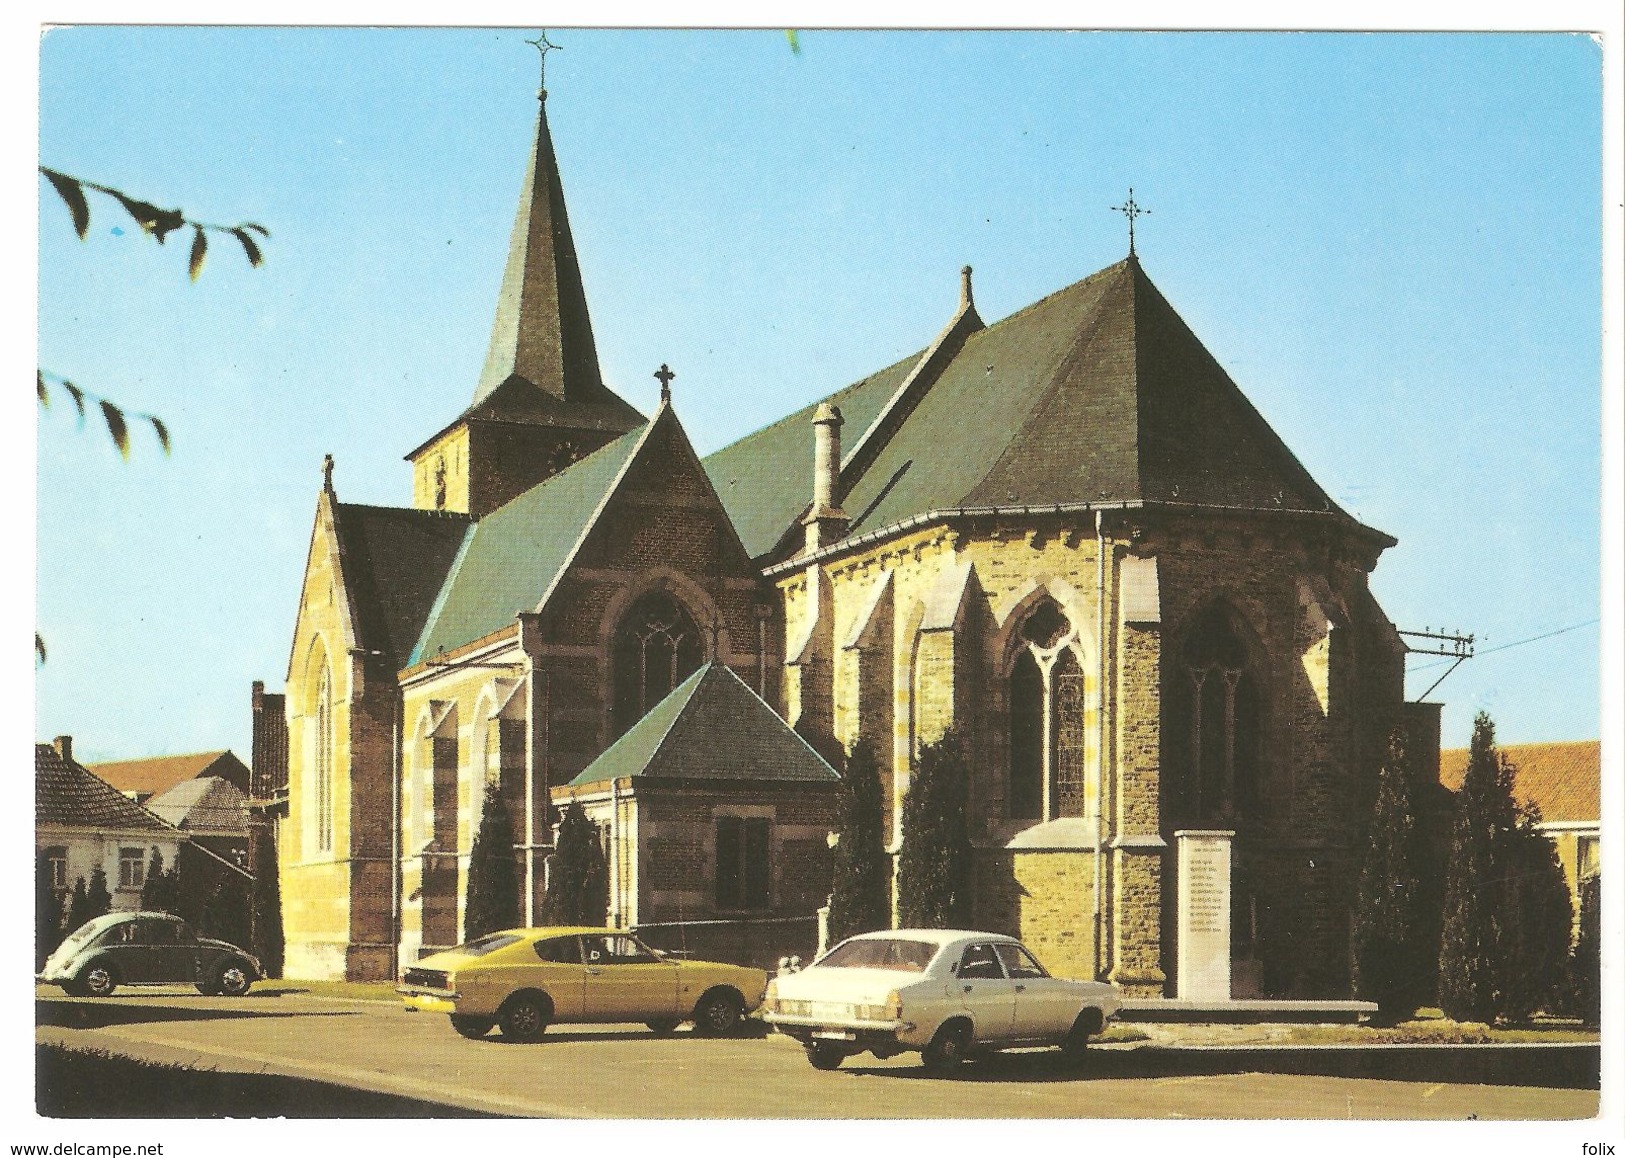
xmin=45 ymin=847 xmax=67 ymax=891
xmin=715 ymin=816 xmax=770 ymax=910
xmin=1577 ymin=835 xmax=1599 ymax=880
xmin=315 ymin=665 xmax=334 ymax=853
xmin=612 ymin=590 xmax=704 ymax=736
xmin=1006 ymin=598 xmax=1087 ymax=821
xmin=118 ymin=847 xmax=146 ymax=890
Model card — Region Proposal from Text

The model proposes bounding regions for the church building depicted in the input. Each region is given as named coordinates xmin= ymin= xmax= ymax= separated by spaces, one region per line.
xmin=279 ymin=68 xmax=1416 ymax=998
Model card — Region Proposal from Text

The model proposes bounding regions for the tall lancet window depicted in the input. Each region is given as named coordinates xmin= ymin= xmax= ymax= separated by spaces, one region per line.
xmin=1006 ymin=598 xmax=1087 ymax=821
xmin=1180 ymin=605 xmax=1264 ymax=821
xmin=314 ymin=665 xmax=334 ymax=853
xmin=612 ymin=590 xmax=705 ymax=736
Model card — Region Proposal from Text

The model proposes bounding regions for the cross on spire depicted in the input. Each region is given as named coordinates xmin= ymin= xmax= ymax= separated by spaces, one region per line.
xmin=1111 ymin=188 xmax=1150 ymax=255
xmin=654 ymin=363 xmax=676 ymax=403
xmin=525 ymin=31 xmax=562 ymax=97
xmin=321 ymin=453 xmax=335 ymax=494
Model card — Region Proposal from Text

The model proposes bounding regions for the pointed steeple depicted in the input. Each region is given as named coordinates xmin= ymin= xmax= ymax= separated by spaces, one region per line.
xmin=473 ymin=88 xmax=604 ymax=406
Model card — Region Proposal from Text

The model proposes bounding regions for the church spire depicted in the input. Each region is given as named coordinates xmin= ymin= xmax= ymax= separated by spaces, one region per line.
xmin=472 ymin=52 xmax=604 ymax=406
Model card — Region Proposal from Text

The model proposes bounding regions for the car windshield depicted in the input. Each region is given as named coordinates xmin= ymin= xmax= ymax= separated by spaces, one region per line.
xmin=816 ymin=938 xmax=939 ymax=972
xmin=451 ymin=933 xmax=521 ymax=957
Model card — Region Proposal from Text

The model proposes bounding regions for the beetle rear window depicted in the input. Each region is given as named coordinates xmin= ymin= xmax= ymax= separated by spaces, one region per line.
xmin=817 ymin=938 xmax=939 ymax=972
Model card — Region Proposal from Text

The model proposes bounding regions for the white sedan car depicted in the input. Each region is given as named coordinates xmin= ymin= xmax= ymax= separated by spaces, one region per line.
xmin=761 ymin=929 xmax=1120 ymax=1072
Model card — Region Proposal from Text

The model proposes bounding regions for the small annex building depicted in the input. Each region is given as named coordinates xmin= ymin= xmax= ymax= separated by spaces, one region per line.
xmin=145 ymin=776 xmax=253 ymax=871
xmin=553 ymin=662 xmax=841 ymax=968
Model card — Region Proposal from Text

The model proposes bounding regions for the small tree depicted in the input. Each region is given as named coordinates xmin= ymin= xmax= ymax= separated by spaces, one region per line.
xmin=65 ymin=877 xmax=92 ymax=934
xmin=1437 ymin=712 xmax=1525 ymax=1023
xmin=897 ymin=730 xmax=974 ymax=930
xmin=464 ymin=782 xmax=521 ymax=941
xmin=85 ymin=868 xmax=113 ymax=924
xmin=1501 ymin=803 xmax=1573 ymax=1021
xmin=827 ymin=738 xmax=891 ymax=943
xmin=1351 ymin=728 xmax=1430 ymax=1022
xmin=1569 ymin=873 xmax=1600 ymax=1025
xmin=543 ymin=802 xmax=607 ymax=926
xmin=36 ymin=853 xmax=65 ymax=968
xmin=141 ymin=848 xmax=177 ymax=914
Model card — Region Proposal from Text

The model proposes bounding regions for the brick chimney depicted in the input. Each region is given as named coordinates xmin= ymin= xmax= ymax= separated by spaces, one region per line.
xmin=52 ymin=735 xmax=73 ymax=763
xmin=802 ymin=402 xmax=848 ymax=553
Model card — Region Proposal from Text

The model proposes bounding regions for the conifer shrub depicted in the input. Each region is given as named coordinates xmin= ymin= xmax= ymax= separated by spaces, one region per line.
xmin=1352 ymin=728 xmax=1430 ymax=1022
xmin=1570 ymin=873 xmax=1600 ymax=1025
xmin=897 ymin=730 xmax=974 ymax=930
xmin=464 ymin=780 xmax=522 ymax=940
xmin=36 ymin=852 xmax=65 ymax=968
xmin=827 ymin=738 xmax=891 ymax=944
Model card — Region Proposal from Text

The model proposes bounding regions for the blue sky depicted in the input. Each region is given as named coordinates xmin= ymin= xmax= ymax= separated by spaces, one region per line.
xmin=35 ymin=26 xmax=1606 ymax=763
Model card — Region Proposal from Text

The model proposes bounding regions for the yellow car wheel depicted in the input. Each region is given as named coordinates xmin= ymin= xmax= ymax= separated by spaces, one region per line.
xmin=693 ymin=989 xmax=743 ymax=1037
xmin=497 ymin=992 xmax=551 ymax=1042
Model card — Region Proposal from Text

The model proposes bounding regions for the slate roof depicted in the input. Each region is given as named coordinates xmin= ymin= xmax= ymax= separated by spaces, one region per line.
xmin=331 ymin=502 xmax=473 ymax=670
xmin=410 ymin=421 xmax=649 ymax=663
xmin=1439 ymin=740 xmax=1600 ymax=824
xmin=145 ymin=776 xmax=251 ymax=833
xmin=87 ymin=750 xmax=248 ymax=798
xmin=706 ymin=256 xmax=1379 ymax=563
xmin=567 ymin=662 xmax=840 ymax=787
xmin=37 ymin=744 xmax=177 ymax=833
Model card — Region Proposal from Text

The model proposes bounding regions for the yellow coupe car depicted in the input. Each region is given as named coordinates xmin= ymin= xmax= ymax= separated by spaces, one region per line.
xmin=396 ymin=927 xmax=769 ymax=1041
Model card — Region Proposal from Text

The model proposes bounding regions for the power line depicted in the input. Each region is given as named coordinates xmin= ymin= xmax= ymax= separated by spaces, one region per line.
xmin=1406 ymin=618 xmax=1599 ymax=672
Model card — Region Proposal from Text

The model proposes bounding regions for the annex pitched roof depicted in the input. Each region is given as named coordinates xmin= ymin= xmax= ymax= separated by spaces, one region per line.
xmin=566 ymin=662 xmax=840 ymax=788
xmin=331 ymin=502 xmax=473 ymax=671
xmin=1440 ymin=740 xmax=1599 ymax=824
xmin=706 ymin=256 xmax=1383 ymax=563
xmin=37 ymin=743 xmax=177 ymax=833
xmin=86 ymin=750 xmax=248 ymax=799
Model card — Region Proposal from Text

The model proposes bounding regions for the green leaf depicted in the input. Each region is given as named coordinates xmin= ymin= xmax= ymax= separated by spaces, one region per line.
xmin=240 ymin=221 xmax=270 ymax=237
xmin=64 ymin=381 xmax=86 ymax=420
xmin=231 ymin=227 xmax=263 ymax=267
xmin=35 ymin=634 xmax=47 ymax=664
xmin=786 ymin=30 xmax=801 ymax=55
xmin=188 ymin=225 xmax=207 ymax=281
xmin=41 ymin=168 xmax=90 ymax=238
xmin=99 ymin=399 xmax=130 ymax=459
xmin=37 ymin=371 xmax=48 ymax=407
xmin=148 ymin=415 xmax=171 ymax=455
xmin=108 ymin=189 xmax=185 ymax=243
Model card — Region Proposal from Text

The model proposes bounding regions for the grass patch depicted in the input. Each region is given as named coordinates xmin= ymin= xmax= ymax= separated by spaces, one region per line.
xmin=1278 ymin=1018 xmax=1597 ymax=1046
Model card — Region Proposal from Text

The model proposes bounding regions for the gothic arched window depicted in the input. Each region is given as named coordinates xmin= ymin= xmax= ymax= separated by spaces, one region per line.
xmin=1006 ymin=597 xmax=1088 ymax=821
xmin=612 ymin=590 xmax=705 ymax=736
xmin=314 ymin=664 xmax=334 ymax=853
xmin=1179 ymin=604 xmax=1264 ymax=822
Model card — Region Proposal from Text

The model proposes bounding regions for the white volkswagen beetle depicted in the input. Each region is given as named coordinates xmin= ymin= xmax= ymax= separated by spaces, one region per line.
xmin=761 ymin=929 xmax=1120 ymax=1072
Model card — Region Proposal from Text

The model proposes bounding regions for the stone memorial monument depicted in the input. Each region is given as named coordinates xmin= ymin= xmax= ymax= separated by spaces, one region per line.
xmin=1176 ymin=829 xmax=1234 ymax=1001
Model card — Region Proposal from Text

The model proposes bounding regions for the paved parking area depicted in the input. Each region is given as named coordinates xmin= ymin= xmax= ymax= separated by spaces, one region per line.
xmin=35 ymin=987 xmax=1599 ymax=1120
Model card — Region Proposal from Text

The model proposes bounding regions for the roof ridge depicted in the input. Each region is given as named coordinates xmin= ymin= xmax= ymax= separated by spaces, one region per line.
xmin=336 ymin=501 xmax=473 ymax=521
xmin=87 ymin=749 xmax=229 ymax=766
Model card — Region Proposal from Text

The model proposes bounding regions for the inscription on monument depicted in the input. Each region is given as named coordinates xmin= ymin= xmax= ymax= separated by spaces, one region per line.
xmin=1176 ymin=829 xmax=1233 ymax=1001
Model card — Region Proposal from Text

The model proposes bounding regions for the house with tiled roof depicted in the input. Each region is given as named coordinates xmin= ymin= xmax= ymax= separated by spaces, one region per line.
xmin=1440 ymin=740 xmax=1600 ymax=919
xmin=88 ymin=749 xmax=250 ymax=804
xmin=36 ymin=736 xmax=182 ymax=912
xmin=273 ymin=64 xmax=1417 ymax=999
xmin=145 ymin=776 xmax=252 ymax=871
xmin=552 ymin=662 xmax=841 ymax=968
